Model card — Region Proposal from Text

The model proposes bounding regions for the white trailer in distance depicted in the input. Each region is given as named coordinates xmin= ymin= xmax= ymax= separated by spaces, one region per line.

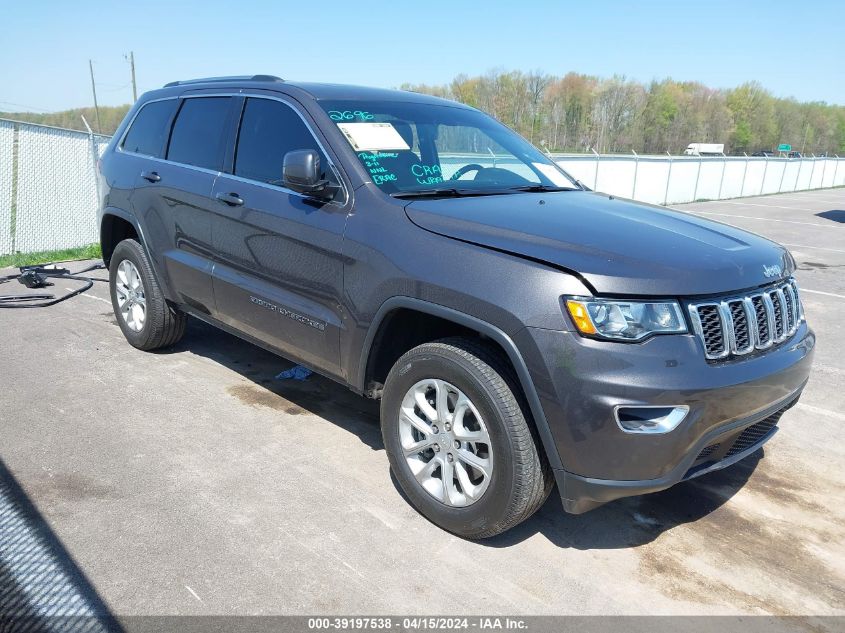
xmin=683 ymin=143 xmax=725 ymax=156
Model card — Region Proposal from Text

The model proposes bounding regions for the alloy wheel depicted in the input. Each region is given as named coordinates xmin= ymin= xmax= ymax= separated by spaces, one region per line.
xmin=398 ymin=379 xmax=494 ymax=507
xmin=115 ymin=259 xmax=146 ymax=332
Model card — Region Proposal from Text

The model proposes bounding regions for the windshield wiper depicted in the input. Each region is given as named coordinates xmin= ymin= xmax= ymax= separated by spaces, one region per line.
xmin=507 ymin=184 xmax=579 ymax=193
xmin=391 ymin=188 xmax=515 ymax=199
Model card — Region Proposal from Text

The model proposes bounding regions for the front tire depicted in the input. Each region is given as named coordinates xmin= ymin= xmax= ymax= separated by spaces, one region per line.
xmin=109 ymin=238 xmax=186 ymax=351
xmin=381 ymin=337 xmax=552 ymax=539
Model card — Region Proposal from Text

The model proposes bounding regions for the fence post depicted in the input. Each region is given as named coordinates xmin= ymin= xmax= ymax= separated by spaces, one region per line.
xmin=9 ymin=122 xmax=19 ymax=255
xmin=760 ymin=154 xmax=768 ymax=196
xmin=631 ymin=149 xmax=639 ymax=199
xmin=834 ymin=156 xmax=841 ymax=187
xmin=778 ymin=156 xmax=788 ymax=193
xmin=739 ymin=153 xmax=749 ymax=197
xmin=809 ymin=155 xmax=817 ymax=190
xmin=590 ymin=147 xmax=600 ymax=190
xmin=663 ymin=151 xmax=673 ymax=206
xmin=717 ymin=153 xmax=727 ymax=200
xmin=693 ymin=156 xmax=703 ymax=202
xmin=80 ymin=115 xmax=100 ymax=195
xmin=821 ymin=156 xmax=828 ymax=188
xmin=80 ymin=115 xmax=102 ymax=229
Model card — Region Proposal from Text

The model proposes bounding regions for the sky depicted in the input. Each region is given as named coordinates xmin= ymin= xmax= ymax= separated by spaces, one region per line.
xmin=1 ymin=0 xmax=843 ymax=113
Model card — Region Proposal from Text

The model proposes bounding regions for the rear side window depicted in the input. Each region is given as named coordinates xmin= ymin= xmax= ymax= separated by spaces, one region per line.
xmin=121 ymin=99 xmax=177 ymax=157
xmin=167 ymin=97 xmax=231 ymax=170
xmin=234 ymin=98 xmax=336 ymax=186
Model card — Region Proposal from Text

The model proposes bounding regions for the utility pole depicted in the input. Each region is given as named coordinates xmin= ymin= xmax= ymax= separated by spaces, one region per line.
xmin=129 ymin=51 xmax=137 ymax=102
xmin=88 ymin=59 xmax=102 ymax=133
xmin=801 ymin=121 xmax=810 ymax=155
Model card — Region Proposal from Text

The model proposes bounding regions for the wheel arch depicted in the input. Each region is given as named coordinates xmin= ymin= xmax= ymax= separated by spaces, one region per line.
xmin=358 ymin=297 xmax=563 ymax=470
xmin=100 ymin=207 xmax=142 ymax=266
xmin=100 ymin=207 xmax=174 ymax=303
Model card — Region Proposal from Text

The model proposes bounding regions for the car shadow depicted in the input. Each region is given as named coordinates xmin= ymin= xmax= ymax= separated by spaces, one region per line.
xmin=0 ymin=458 xmax=123 ymax=632
xmin=484 ymin=451 xmax=761 ymax=549
xmin=164 ymin=317 xmax=761 ymax=550
xmin=816 ymin=209 xmax=845 ymax=223
xmin=161 ymin=318 xmax=384 ymax=451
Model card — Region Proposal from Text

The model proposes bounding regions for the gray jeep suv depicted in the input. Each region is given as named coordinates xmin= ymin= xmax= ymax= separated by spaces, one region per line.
xmin=98 ymin=75 xmax=814 ymax=538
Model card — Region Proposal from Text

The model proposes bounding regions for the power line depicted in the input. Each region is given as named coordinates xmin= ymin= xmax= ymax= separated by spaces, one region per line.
xmin=96 ymin=81 xmax=131 ymax=89
xmin=97 ymin=82 xmax=132 ymax=93
xmin=0 ymin=101 xmax=56 ymax=113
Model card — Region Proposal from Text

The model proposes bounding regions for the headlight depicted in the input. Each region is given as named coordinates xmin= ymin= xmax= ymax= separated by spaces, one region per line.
xmin=565 ymin=298 xmax=687 ymax=341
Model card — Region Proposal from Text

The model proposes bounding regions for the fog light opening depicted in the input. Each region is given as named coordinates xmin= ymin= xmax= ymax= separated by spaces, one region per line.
xmin=614 ymin=405 xmax=689 ymax=434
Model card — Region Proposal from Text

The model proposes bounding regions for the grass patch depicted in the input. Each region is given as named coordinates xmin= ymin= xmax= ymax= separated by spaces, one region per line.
xmin=0 ymin=243 xmax=101 ymax=269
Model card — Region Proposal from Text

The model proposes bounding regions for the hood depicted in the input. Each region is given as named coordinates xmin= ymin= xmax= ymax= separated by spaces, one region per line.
xmin=405 ymin=191 xmax=793 ymax=296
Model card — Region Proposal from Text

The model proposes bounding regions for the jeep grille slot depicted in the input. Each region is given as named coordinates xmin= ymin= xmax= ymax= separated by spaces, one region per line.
xmin=769 ymin=290 xmax=785 ymax=340
xmin=751 ymin=295 xmax=770 ymax=344
xmin=696 ymin=305 xmax=725 ymax=357
xmin=782 ymin=286 xmax=796 ymax=332
xmin=688 ymin=279 xmax=802 ymax=361
xmin=728 ymin=300 xmax=752 ymax=352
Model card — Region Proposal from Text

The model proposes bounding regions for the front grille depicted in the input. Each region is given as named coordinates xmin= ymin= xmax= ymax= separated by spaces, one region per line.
xmin=689 ymin=279 xmax=803 ymax=361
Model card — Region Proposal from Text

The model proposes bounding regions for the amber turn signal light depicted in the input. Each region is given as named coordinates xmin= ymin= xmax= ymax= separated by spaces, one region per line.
xmin=565 ymin=300 xmax=597 ymax=335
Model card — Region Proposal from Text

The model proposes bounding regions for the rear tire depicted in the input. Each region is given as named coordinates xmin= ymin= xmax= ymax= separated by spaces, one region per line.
xmin=109 ymin=238 xmax=186 ymax=351
xmin=381 ymin=337 xmax=552 ymax=539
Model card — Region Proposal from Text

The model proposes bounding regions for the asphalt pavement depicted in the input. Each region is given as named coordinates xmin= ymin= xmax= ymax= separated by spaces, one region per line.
xmin=0 ymin=188 xmax=843 ymax=621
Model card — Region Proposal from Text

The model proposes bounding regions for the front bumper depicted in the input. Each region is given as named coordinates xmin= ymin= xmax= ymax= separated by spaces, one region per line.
xmin=557 ymin=389 xmax=799 ymax=513
xmin=514 ymin=322 xmax=815 ymax=513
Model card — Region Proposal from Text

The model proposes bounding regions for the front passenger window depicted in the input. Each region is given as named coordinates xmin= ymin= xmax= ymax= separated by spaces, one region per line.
xmin=235 ymin=98 xmax=336 ymax=188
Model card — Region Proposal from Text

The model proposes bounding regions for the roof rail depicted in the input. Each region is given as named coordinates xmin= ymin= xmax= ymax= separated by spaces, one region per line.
xmin=163 ymin=74 xmax=284 ymax=88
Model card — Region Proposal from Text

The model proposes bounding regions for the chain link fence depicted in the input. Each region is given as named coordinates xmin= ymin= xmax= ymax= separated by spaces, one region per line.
xmin=0 ymin=120 xmax=15 ymax=256
xmin=0 ymin=118 xmax=109 ymax=257
xmin=0 ymin=117 xmax=843 ymax=258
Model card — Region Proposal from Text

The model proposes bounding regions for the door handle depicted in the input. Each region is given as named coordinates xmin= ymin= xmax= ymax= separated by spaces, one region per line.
xmin=141 ymin=170 xmax=161 ymax=183
xmin=215 ymin=192 xmax=244 ymax=206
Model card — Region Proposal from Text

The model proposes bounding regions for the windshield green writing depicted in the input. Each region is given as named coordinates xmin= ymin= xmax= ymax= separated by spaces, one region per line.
xmin=412 ymin=163 xmax=443 ymax=185
xmin=329 ymin=110 xmax=374 ymax=121
xmin=359 ymin=151 xmax=399 ymax=186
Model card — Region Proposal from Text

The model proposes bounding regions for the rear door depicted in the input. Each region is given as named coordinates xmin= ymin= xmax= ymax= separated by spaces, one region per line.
xmin=129 ymin=95 xmax=235 ymax=314
xmin=210 ymin=96 xmax=349 ymax=376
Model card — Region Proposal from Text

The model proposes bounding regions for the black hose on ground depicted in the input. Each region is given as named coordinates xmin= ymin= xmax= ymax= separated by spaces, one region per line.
xmin=0 ymin=262 xmax=107 ymax=308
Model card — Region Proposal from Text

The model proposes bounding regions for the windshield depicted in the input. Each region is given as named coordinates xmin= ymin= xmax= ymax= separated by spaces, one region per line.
xmin=319 ymin=99 xmax=578 ymax=195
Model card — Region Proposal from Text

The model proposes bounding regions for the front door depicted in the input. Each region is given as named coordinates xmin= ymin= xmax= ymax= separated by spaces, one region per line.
xmin=210 ymin=96 xmax=348 ymax=376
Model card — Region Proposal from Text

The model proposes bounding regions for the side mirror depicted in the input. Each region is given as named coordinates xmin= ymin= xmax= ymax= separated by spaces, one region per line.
xmin=282 ymin=149 xmax=337 ymax=201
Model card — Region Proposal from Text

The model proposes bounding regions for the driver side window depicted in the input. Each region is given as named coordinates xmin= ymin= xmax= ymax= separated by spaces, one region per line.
xmin=235 ymin=98 xmax=336 ymax=187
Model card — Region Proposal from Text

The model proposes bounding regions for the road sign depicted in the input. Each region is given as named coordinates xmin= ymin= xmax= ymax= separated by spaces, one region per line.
xmin=778 ymin=143 xmax=791 ymax=152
